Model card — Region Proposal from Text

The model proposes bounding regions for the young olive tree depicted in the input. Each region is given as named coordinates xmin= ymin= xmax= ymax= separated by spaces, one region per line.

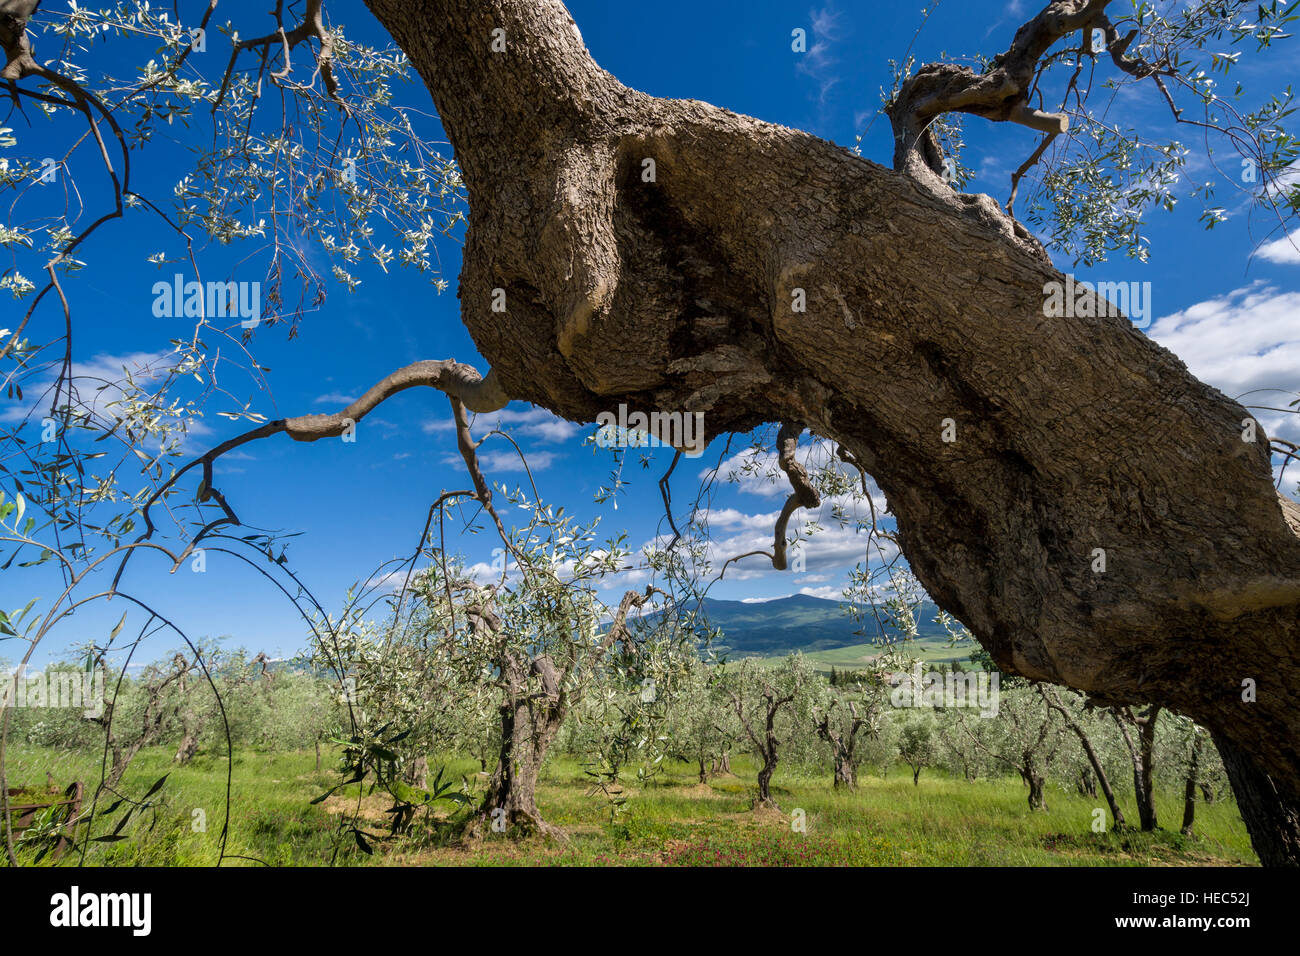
xmin=1039 ymin=684 xmax=1128 ymax=830
xmin=956 ymin=683 xmax=1067 ymax=811
xmin=662 ymin=653 xmax=731 ymax=785
xmin=898 ymin=712 xmax=939 ymax=787
xmin=719 ymin=654 xmax=818 ymax=809
xmin=813 ymin=677 xmax=888 ymax=791
xmin=426 ymin=501 xmax=674 ymax=840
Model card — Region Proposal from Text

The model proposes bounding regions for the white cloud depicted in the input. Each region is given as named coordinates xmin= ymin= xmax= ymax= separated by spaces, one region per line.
xmin=796 ymin=6 xmax=844 ymax=105
xmin=480 ymin=449 xmax=558 ymax=473
xmin=705 ymin=439 xmax=888 ymax=512
xmin=1147 ymin=283 xmax=1300 ymax=443
xmin=706 ymin=507 xmax=779 ymax=531
xmin=1256 ymin=228 xmax=1300 ymax=265
xmin=314 ymin=392 xmax=357 ymax=405
xmin=798 ymin=585 xmax=846 ymax=601
xmin=1 ymin=349 xmax=212 ymax=439
xmin=645 ymin=491 xmax=898 ymax=585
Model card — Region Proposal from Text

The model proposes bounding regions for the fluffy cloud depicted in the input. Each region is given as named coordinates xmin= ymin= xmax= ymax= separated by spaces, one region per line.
xmin=639 ymin=488 xmax=898 ymax=586
xmin=705 ymin=439 xmax=888 ymax=508
xmin=1146 ymin=282 xmax=1300 ymax=443
xmin=1256 ymin=228 xmax=1300 ymax=265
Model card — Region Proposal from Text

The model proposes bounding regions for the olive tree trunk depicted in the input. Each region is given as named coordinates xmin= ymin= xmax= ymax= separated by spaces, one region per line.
xmin=1114 ymin=707 xmax=1160 ymax=832
xmin=1182 ymin=731 xmax=1204 ymax=837
xmin=1022 ymin=760 xmax=1048 ymax=812
xmin=833 ymin=755 xmax=857 ymax=791
xmin=469 ymin=656 xmax=567 ymax=841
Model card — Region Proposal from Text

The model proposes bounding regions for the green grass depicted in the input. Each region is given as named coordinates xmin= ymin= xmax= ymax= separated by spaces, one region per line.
xmin=4 ymin=747 xmax=346 ymax=866
xmin=2 ymin=747 xmax=1256 ymax=866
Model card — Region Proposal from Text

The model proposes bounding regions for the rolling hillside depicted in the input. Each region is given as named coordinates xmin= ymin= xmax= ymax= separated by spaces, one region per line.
xmin=690 ymin=593 xmax=974 ymax=665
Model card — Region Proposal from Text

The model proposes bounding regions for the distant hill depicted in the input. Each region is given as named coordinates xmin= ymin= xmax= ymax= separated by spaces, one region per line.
xmin=687 ymin=593 xmax=960 ymax=660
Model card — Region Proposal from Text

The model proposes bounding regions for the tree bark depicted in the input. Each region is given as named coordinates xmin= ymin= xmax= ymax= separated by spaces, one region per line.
xmin=816 ymin=706 xmax=863 ymax=791
xmin=363 ymin=0 xmax=1300 ymax=863
xmin=1022 ymin=765 xmax=1047 ymax=811
xmin=833 ymin=756 xmax=857 ymax=791
xmin=756 ymin=754 xmax=778 ymax=807
xmin=174 ymin=731 xmax=199 ymax=765
xmin=1136 ymin=708 xmax=1160 ymax=833
xmin=404 ymin=754 xmax=430 ymax=790
xmin=1215 ymin=732 xmax=1300 ymax=867
xmin=1182 ymin=731 xmax=1203 ymax=837
xmin=1078 ymin=769 xmax=1096 ymax=798
xmin=470 ymin=661 xmax=566 ymax=841
xmin=1114 ymin=708 xmax=1159 ymax=831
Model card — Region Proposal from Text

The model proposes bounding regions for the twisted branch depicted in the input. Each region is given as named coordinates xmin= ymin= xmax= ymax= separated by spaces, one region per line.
xmin=771 ymin=423 xmax=821 ymax=571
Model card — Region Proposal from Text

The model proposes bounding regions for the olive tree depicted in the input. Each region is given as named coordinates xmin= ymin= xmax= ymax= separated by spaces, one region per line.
xmin=813 ymin=677 xmax=888 ymax=791
xmin=898 ymin=713 xmax=939 ymax=787
xmin=955 ymin=683 xmax=1068 ymax=811
xmin=662 ymin=653 xmax=731 ymax=785
xmin=718 ymin=654 xmax=818 ymax=809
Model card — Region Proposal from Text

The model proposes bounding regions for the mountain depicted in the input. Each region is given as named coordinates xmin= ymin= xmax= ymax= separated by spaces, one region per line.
xmin=689 ymin=593 xmax=951 ymax=658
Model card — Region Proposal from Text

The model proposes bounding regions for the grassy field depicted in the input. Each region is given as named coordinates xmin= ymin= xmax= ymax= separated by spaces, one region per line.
xmin=2 ymin=746 xmax=1256 ymax=866
xmin=781 ymin=638 xmax=976 ymax=671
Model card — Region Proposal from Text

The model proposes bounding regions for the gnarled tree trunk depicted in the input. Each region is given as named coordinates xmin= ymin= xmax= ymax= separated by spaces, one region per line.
xmin=1022 ymin=760 xmax=1048 ymax=812
xmin=833 ymin=756 xmax=857 ymax=791
xmin=403 ymin=754 xmax=430 ymax=790
xmin=756 ymin=752 xmax=779 ymax=807
xmin=174 ymin=731 xmax=199 ymax=766
xmin=711 ymin=751 xmax=732 ymax=777
xmin=363 ymin=0 xmax=1300 ymax=863
xmin=816 ymin=703 xmax=865 ymax=790
xmin=469 ymin=653 xmax=567 ymax=842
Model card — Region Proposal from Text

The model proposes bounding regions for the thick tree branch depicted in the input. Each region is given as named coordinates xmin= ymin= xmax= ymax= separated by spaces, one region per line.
xmin=119 ymin=360 xmax=507 ymax=588
xmin=282 ymin=360 xmax=507 ymax=441
xmin=886 ymin=0 xmax=1174 ymax=186
xmin=772 ymin=424 xmax=821 ymax=571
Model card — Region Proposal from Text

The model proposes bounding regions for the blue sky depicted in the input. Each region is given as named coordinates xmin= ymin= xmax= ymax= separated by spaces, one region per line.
xmin=3 ymin=0 xmax=1299 ymax=667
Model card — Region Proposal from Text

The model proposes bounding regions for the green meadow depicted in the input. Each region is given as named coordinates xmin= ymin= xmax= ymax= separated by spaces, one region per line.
xmin=3 ymin=746 xmax=1254 ymax=867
